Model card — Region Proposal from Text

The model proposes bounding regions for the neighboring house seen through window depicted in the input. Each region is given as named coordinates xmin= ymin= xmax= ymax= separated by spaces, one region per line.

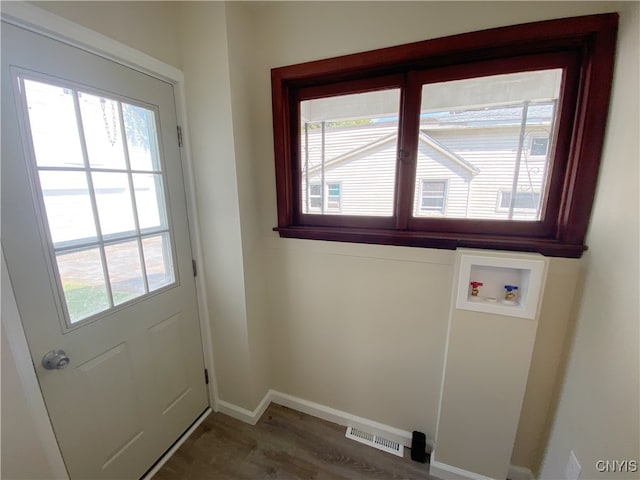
xmin=272 ymin=14 xmax=618 ymax=257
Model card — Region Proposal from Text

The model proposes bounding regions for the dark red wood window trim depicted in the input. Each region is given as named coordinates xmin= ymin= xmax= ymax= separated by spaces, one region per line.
xmin=271 ymin=13 xmax=618 ymax=258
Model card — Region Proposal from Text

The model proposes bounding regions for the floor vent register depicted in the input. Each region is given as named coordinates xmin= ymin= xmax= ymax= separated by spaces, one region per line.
xmin=345 ymin=426 xmax=404 ymax=457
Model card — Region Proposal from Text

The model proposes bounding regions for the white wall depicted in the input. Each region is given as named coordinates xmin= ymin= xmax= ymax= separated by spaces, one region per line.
xmin=34 ymin=1 xmax=181 ymax=68
xmin=225 ymin=3 xmax=272 ymax=408
xmin=175 ymin=2 xmax=260 ymax=410
xmin=539 ymin=2 xmax=640 ymax=479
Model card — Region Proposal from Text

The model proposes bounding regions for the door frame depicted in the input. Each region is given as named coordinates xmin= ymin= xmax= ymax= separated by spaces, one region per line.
xmin=1 ymin=2 xmax=219 ymax=476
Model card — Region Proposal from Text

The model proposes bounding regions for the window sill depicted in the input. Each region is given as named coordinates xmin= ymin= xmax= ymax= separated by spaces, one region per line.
xmin=273 ymin=225 xmax=586 ymax=258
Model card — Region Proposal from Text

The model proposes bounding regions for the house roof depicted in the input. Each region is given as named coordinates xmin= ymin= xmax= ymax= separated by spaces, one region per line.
xmin=418 ymin=103 xmax=554 ymax=129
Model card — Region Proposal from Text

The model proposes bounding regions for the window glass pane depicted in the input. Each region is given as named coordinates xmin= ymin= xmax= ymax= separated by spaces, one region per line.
xmin=300 ymin=89 xmax=400 ymax=216
xmin=23 ymin=80 xmax=85 ymax=168
xmin=142 ymin=234 xmax=175 ymax=291
xmin=79 ymin=92 xmax=127 ymax=169
xmin=39 ymin=171 xmax=97 ymax=245
xmin=123 ymin=103 xmax=161 ymax=172
xmin=92 ymin=172 xmax=136 ymax=237
xmin=413 ymin=69 xmax=561 ymax=220
xmin=105 ymin=240 xmax=146 ymax=305
xmin=57 ymin=247 xmax=109 ymax=323
xmin=132 ymin=173 xmax=167 ymax=230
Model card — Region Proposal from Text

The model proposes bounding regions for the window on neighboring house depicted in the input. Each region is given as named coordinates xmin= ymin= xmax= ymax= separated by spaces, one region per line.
xmin=307 ymin=182 xmax=342 ymax=213
xmin=272 ymin=14 xmax=618 ymax=257
xmin=327 ymin=183 xmax=341 ymax=211
xmin=421 ymin=180 xmax=447 ymax=213
xmin=308 ymin=184 xmax=322 ymax=210
xmin=530 ymin=137 xmax=549 ymax=156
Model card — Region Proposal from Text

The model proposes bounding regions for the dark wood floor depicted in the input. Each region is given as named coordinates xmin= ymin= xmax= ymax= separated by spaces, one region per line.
xmin=153 ymin=403 xmax=438 ymax=479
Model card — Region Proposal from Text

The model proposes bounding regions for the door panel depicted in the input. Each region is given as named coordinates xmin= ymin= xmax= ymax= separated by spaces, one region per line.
xmin=149 ymin=314 xmax=191 ymax=413
xmin=1 ymin=23 xmax=208 ymax=479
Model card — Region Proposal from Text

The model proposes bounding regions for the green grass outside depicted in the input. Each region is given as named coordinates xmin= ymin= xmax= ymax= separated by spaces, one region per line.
xmin=63 ymin=282 xmax=132 ymax=322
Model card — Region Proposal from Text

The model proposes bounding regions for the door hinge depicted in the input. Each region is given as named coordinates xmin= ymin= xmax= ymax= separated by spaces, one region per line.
xmin=192 ymin=259 xmax=197 ymax=277
xmin=204 ymin=368 xmax=209 ymax=385
xmin=177 ymin=125 xmax=183 ymax=147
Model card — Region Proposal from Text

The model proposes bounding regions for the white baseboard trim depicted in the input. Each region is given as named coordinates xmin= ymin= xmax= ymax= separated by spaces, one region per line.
xmin=430 ymin=459 xmax=497 ymax=480
xmin=216 ymin=389 xmax=421 ymax=449
xmin=216 ymin=391 xmax=272 ymax=426
xmin=141 ymin=407 xmax=211 ymax=480
xmin=507 ymin=464 xmax=535 ymax=480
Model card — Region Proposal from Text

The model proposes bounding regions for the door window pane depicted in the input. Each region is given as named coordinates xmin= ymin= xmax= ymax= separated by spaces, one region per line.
xmin=23 ymin=79 xmax=85 ymax=168
xmin=413 ymin=69 xmax=561 ymax=220
xmin=142 ymin=234 xmax=175 ymax=292
xmin=105 ymin=241 xmax=145 ymax=305
xmin=92 ymin=172 xmax=136 ymax=237
xmin=123 ymin=103 xmax=161 ymax=172
xmin=79 ymin=92 xmax=127 ymax=169
xmin=300 ymin=89 xmax=400 ymax=216
xmin=39 ymin=171 xmax=97 ymax=245
xmin=57 ymin=247 xmax=110 ymax=323
xmin=133 ymin=173 xmax=167 ymax=230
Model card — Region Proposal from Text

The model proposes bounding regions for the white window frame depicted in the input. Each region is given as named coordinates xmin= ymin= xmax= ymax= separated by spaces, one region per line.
xmin=16 ymin=72 xmax=178 ymax=327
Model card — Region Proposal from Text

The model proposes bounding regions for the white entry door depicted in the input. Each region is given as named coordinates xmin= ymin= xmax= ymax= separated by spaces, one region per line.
xmin=1 ymin=23 xmax=208 ymax=479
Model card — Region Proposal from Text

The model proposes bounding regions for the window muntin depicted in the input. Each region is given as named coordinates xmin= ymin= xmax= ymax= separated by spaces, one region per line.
xmin=272 ymin=14 xmax=618 ymax=257
xmin=300 ymin=89 xmax=400 ymax=217
xmin=21 ymin=76 xmax=176 ymax=324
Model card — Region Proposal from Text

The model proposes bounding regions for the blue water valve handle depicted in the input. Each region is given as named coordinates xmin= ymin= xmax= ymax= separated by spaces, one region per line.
xmin=504 ymin=285 xmax=519 ymax=292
